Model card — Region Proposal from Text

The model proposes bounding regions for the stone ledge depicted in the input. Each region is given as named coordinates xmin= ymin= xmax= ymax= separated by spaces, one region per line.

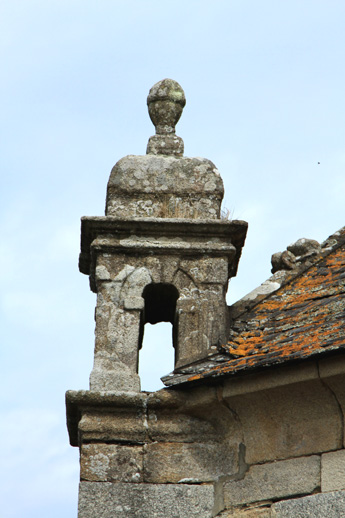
xmin=66 ymin=390 xmax=150 ymax=446
xmin=65 ymin=388 xmax=219 ymax=447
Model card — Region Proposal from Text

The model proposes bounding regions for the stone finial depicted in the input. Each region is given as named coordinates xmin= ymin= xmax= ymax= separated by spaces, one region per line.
xmin=271 ymin=250 xmax=296 ymax=274
xmin=287 ymin=238 xmax=321 ymax=257
xmin=147 ymin=79 xmax=186 ymax=133
xmin=146 ymin=79 xmax=186 ymax=157
xmin=271 ymin=238 xmax=321 ymax=274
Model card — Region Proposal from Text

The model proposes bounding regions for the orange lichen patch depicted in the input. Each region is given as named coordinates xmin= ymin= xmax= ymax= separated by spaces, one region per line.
xmin=187 ymin=240 xmax=345 ymax=383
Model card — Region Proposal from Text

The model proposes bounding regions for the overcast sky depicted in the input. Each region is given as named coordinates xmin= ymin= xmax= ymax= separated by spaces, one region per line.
xmin=1 ymin=1 xmax=345 ymax=517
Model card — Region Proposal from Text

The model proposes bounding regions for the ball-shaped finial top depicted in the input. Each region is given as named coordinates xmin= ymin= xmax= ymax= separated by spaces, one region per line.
xmin=147 ymin=79 xmax=186 ymax=135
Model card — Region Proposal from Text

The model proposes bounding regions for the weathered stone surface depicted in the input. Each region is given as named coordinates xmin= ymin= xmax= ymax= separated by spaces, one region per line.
xmin=147 ymin=79 xmax=185 ymax=129
xmin=319 ymin=354 xmax=345 ymax=379
xmin=147 ymin=411 xmax=217 ymax=443
xmin=106 ymin=155 xmax=223 ymax=219
xmin=79 ymin=218 xmax=246 ymax=390
xmin=78 ymin=410 xmax=147 ymax=444
xmin=318 ymin=362 xmax=345 ymax=446
xmin=78 ymin=482 xmax=214 ymax=518
xmin=321 ymin=449 xmax=345 ymax=492
xmin=272 ymin=490 xmax=345 ymax=517
xmin=79 ymin=200 xmax=247 ymax=386
xmin=271 ymin=250 xmax=296 ymax=273
xmin=221 ymin=361 xmax=319 ymax=398
xmin=84 ymin=221 xmax=244 ymax=388
xmin=180 ymin=257 xmax=229 ymax=285
xmin=147 ymin=133 xmax=184 ymax=157
xmin=144 ymin=441 xmax=238 ymax=483
xmin=224 ymin=455 xmax=320 ymax=506
xmin=147 ymin=78 xmax=186 ymax=156
xmin=66 ymin=388 xmax=230 ymax=447
xmin=270 ymin=237 xmax=322 ymax=274
xmin=287 ymin=237 xmax=321 ymax=257
xmin=90 ymin=306 xmax=142 ymax=392
xmin=90 ymin=263 xmax=155 ymax=390
xmin=222 ymin=380 xmax=342 ymax=464
xmin=80 ymin=444 xmax=143 ymax=482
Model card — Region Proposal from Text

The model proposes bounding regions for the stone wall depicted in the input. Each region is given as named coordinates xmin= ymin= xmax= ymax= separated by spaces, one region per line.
xmin=66 ymin=354 xmax=345 ymax=517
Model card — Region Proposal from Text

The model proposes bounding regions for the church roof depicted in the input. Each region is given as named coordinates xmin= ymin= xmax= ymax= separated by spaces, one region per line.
xmin=163 ymin=226 xmax=345 ymax=387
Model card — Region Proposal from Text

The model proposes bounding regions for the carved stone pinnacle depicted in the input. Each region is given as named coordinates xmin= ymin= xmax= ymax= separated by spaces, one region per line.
xmin=146 ymin=79 xmax=186 ymax=157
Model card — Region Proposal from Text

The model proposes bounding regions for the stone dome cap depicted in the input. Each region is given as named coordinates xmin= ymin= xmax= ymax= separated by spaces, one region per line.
xmin=147 ymin=79 xmax=186 ymax=156
xmin=147 ymin=78 xmax=186 ymax=108
xmin=106 ymin=78 xmax=225 ymax=220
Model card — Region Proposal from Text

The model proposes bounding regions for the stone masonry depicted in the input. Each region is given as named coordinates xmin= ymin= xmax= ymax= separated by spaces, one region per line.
xmin=66 ymin=354 xmax=345 ymax=517
xmin=66 ymin=80 xmax=345 ymax=517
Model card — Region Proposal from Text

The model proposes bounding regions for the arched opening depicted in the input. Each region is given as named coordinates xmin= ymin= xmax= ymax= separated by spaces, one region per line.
xmin=141 ymin=283 xmax=179 ymax=326
xmin=138 ymin=283 xmax=179 ymax=391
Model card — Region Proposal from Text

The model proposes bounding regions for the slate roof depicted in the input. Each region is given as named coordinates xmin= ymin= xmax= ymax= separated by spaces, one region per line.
xmin=163 ymin=226 xmax=345 ymax=387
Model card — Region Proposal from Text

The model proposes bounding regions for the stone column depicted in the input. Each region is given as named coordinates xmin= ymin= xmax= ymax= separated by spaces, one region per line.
xmin=90 ymin=263 xmax=154 ymax=392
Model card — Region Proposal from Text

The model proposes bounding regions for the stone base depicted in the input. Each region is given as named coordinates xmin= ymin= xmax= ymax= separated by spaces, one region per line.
xmin=78 ymin=482 xmax=214 ymax=518
xmin=89 ymin=366 xmax=141 ymax=392
xmin=273 ymin=490 xmax=345 ymax=517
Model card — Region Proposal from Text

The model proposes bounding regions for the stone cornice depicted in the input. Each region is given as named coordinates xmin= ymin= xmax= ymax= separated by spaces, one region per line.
xmin=79 ymin=217 xmax=248 ymax=285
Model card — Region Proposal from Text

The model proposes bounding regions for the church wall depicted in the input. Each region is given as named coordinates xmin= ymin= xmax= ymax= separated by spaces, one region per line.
xmin=69 ymin=354 xmax=345 ymax=517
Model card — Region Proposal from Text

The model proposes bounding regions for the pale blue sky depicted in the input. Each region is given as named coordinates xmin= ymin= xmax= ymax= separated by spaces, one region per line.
xmin=1 ymin=1 xmax=345 ymax=516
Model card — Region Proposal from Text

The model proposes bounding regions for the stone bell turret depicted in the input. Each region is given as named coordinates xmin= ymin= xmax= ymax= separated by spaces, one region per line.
xmin=79 ymin=79 xmax=247 ymax=392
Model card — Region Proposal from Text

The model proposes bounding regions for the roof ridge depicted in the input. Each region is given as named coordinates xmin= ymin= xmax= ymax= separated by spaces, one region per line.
xmin=228 ymin=225 xmax=345 ymax=323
